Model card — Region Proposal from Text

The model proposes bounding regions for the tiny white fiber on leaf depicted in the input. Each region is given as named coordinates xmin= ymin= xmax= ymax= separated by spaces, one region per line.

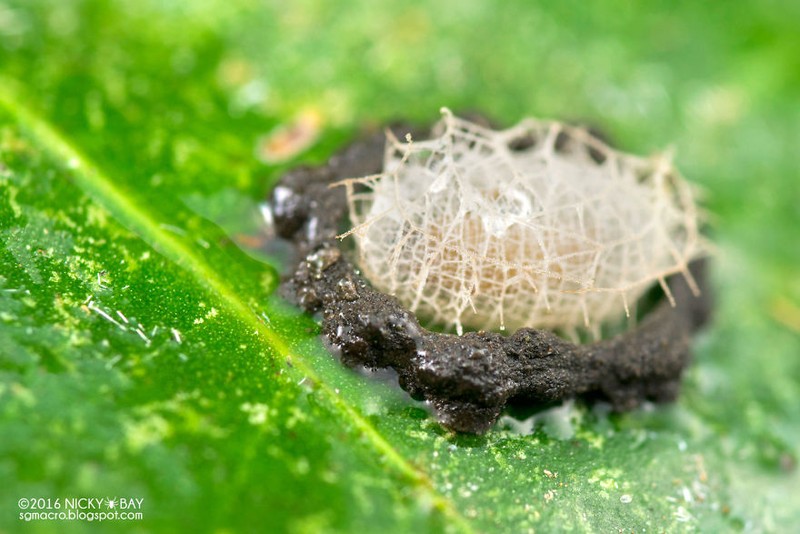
xmin=337 ymin=109 xmax=705 ymax=336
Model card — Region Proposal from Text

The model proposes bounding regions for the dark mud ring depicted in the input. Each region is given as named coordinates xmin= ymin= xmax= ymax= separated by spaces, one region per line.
xmin=267 ymin=122 xmax=712 ymax=434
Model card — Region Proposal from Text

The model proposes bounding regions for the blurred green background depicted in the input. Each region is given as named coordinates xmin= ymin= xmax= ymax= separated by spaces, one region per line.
xmin=1 ymin=0 xmax=798 ymax=532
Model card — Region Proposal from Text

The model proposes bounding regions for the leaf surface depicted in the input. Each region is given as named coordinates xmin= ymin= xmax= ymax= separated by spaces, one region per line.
xmin=1 ymin=1 xmax=798 ymax=531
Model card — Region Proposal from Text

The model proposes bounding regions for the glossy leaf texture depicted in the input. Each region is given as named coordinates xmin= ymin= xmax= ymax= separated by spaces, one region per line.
xmin=1 ymin=1 xmax=799 ymax=532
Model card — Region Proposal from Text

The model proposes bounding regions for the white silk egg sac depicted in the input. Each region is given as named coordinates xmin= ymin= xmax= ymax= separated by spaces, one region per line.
xmin=338 ymin=109 xmax=705 ymax=337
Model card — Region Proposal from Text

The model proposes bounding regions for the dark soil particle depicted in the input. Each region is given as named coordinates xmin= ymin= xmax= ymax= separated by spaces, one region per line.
xmin=268 ymin=121 xmax=712 ymax=434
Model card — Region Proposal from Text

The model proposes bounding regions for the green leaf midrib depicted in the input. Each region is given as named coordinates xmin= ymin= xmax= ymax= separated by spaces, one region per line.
xmin=0 ymin=79 xmax=474 ymax=534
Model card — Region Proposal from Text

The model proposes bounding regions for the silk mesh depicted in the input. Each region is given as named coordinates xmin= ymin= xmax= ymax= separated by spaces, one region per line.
xmin=337 ymin=110 xmax=703 ymax=336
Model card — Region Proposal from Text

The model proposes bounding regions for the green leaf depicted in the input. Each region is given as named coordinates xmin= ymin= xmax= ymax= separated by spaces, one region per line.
xmin=1 ymin=1 xmax=798 ymax=532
